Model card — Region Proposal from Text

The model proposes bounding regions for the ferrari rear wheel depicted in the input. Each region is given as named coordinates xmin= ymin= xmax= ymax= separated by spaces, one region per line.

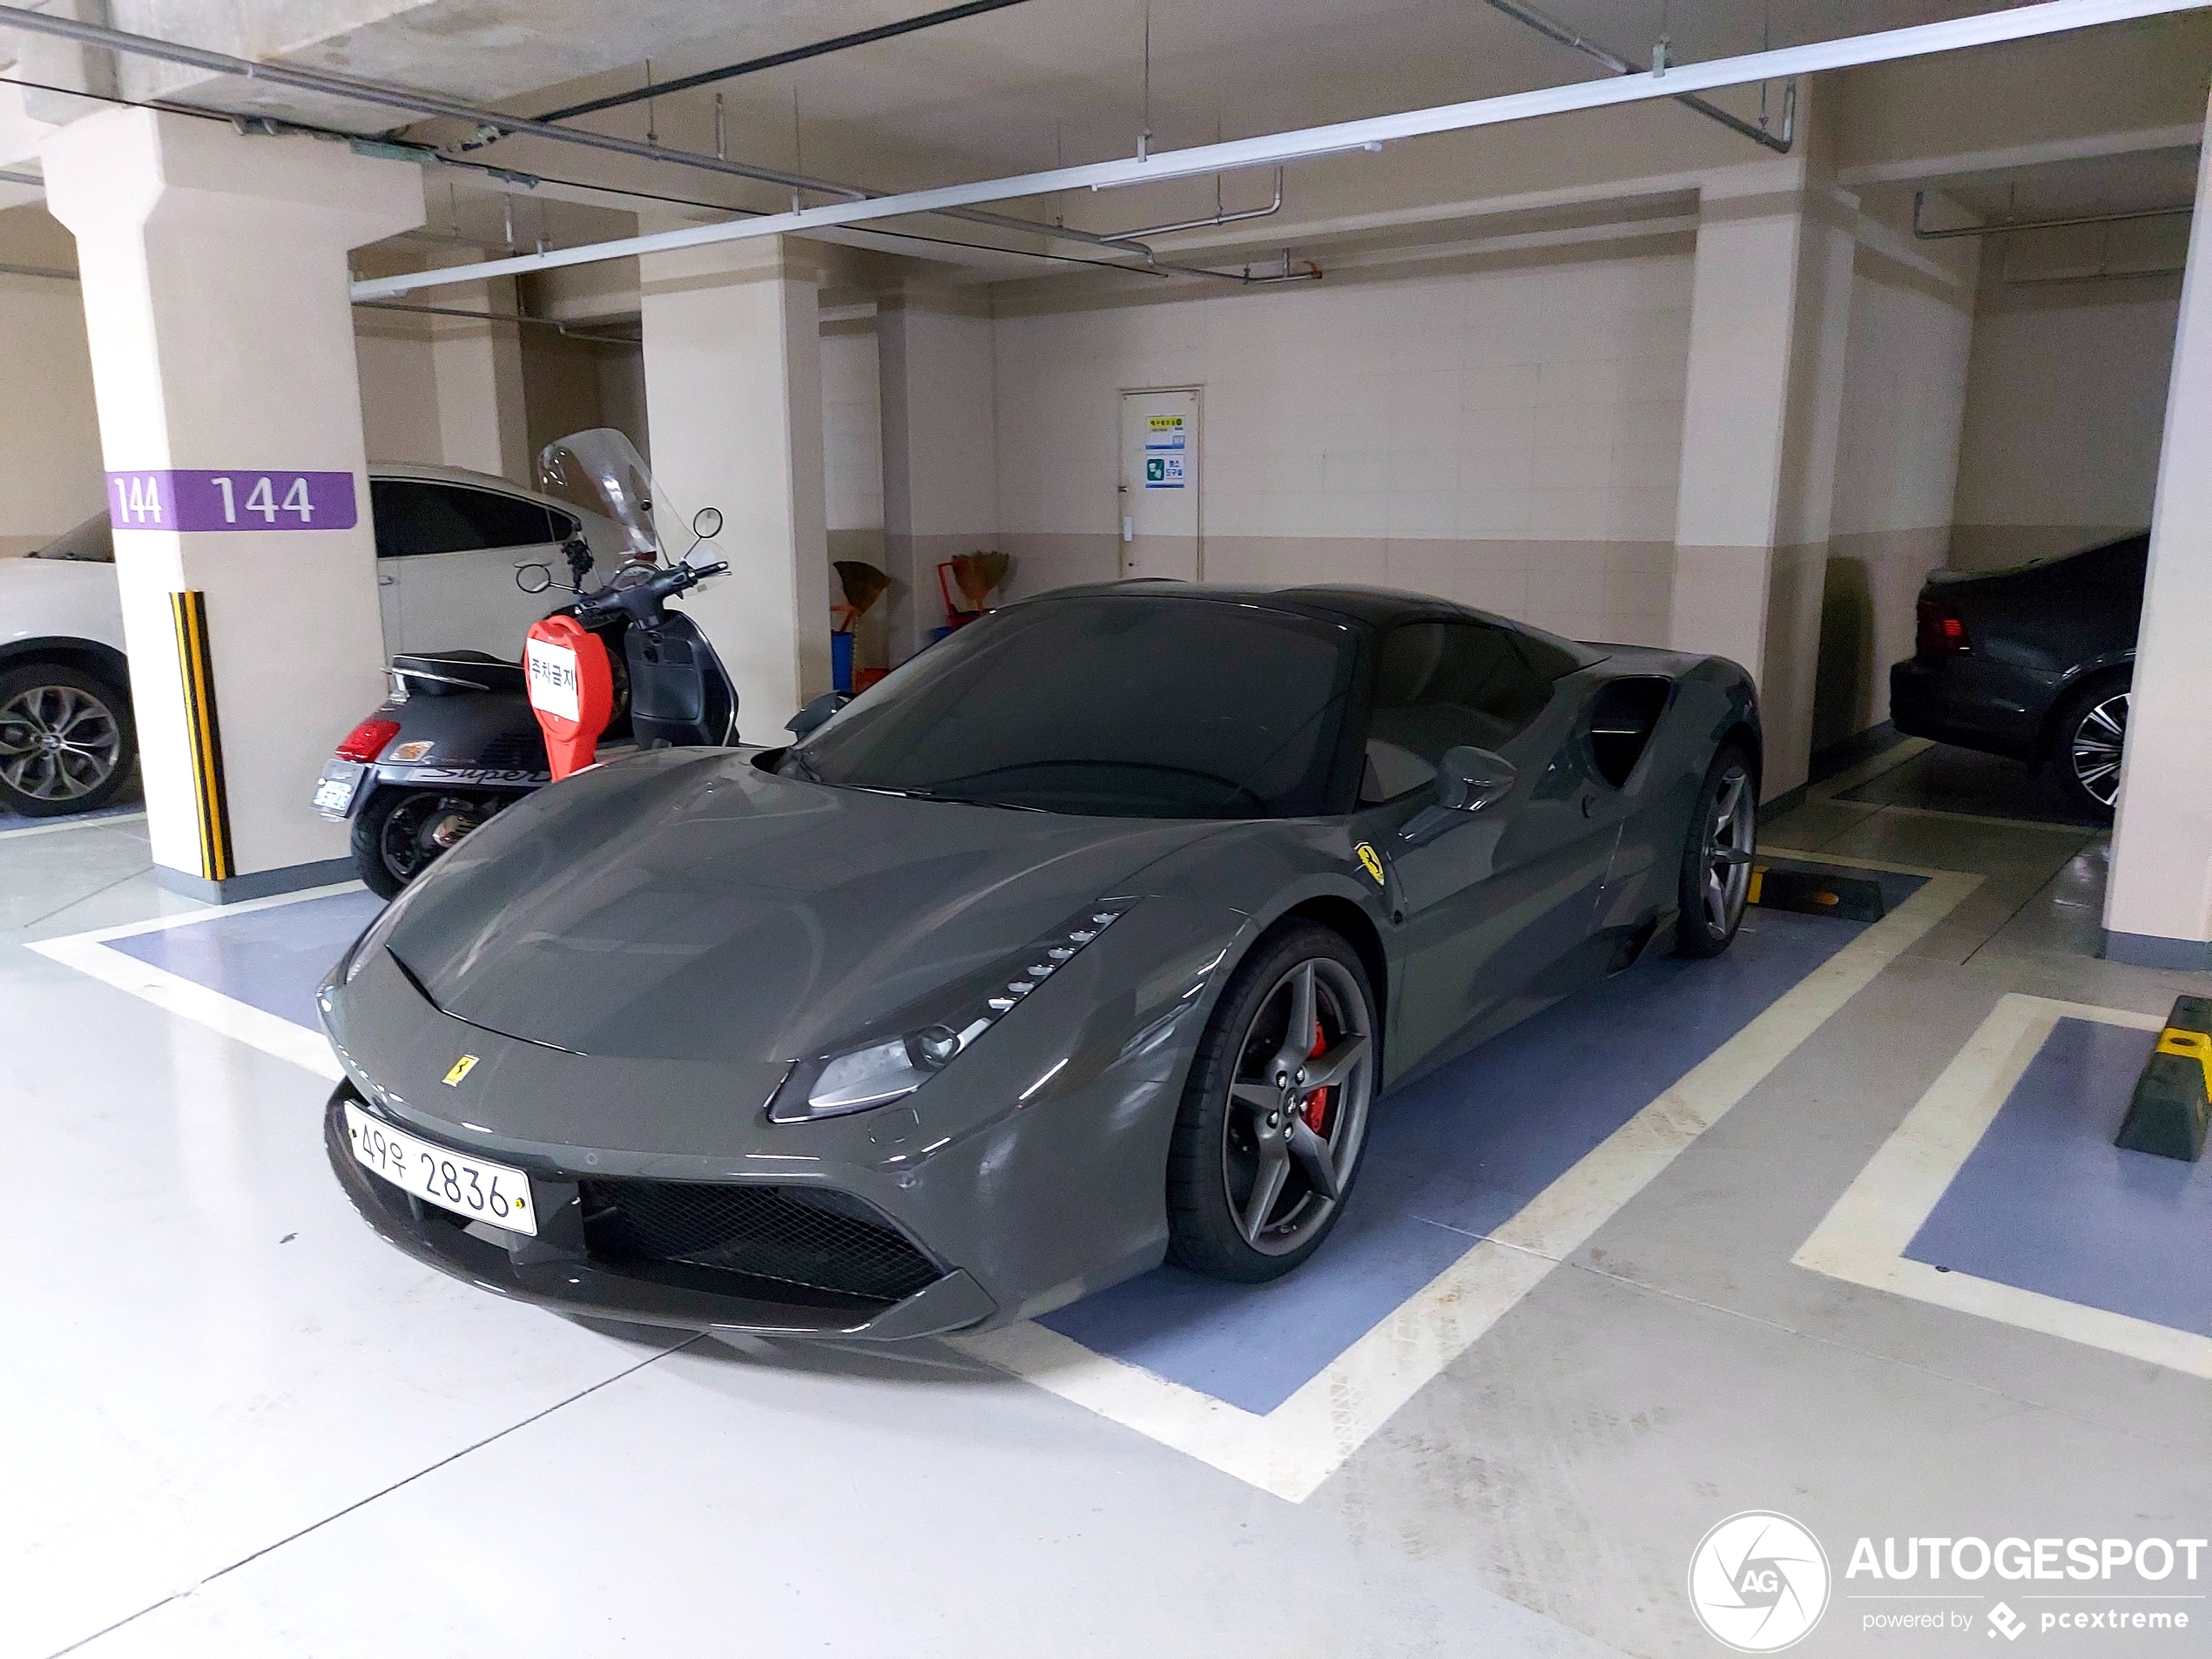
xmin=1674 ymin=742 xmax=1756 ymax=959
xmin=1166 ymin=922 xmax=1377 ymax=1282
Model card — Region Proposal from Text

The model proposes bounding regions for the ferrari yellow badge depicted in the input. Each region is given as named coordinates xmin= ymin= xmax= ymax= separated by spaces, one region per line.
xmin=1354 ymin=843 xmax=1386 ymax=887
xmin=442 ymin=1055 xmax=480 ymax=1087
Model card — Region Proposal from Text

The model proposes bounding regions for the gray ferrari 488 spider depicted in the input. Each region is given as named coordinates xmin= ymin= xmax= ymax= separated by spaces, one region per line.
xmin=321 ymin=582 xmax=1759 ymax=1339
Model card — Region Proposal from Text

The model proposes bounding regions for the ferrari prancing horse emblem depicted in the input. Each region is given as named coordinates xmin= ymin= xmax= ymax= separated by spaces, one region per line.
xmin=442 ymin=1055 xmax=480 ymax=1087
xmin=1354 ymin=843 xmax=1386 ymax=887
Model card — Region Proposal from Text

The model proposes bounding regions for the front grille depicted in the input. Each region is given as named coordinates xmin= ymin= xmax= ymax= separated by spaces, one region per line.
xmin=474 ymin=731 xmax=547 ymax=771
xmin=578 ymin=1179 xmax=941 ymax=1305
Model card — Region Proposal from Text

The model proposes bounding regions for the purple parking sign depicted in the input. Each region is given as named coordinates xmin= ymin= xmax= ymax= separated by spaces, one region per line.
xmin=105 ymin=469 xmax=359 ymax=532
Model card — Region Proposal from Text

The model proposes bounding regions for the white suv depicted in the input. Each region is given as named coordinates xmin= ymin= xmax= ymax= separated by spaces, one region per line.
xmin=0 ymin=462 xmax=607 ymax=818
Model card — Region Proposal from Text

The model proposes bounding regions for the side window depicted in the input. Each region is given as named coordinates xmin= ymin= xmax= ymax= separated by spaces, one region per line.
xmin=369 ymin=482 xmax=561 ymax=558
xmin=447 ymin=488 xmax=563 ymax=550
xmin=1360 ymin=622 xmax=1554 ymax=803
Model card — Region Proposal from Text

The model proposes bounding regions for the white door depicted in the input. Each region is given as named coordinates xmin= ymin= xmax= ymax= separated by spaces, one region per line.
xmin=1119 ymin=389 xmax=1200 ymax=580
xmin=372 ymin=479 xmax=567 ymax=658
xmin=374 ymin=560 xmax=404 ymax=653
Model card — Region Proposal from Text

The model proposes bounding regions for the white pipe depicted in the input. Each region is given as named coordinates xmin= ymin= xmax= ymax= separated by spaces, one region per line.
xmin=353 ymin=0 xmax=2212 ymax=300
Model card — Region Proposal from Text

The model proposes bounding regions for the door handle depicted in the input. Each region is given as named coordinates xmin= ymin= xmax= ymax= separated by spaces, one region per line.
xmin=378 ymin=575 xmax=396 ymax=586
xmin=1121 ymin=516 xmax=1134 ymax=544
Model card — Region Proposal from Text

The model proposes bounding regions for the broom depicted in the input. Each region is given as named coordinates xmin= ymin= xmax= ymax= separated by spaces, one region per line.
xmin=950 ymin=550 xmax=1009 ymax=613
xmin=832 ymin=560 xmax=891 ymax=632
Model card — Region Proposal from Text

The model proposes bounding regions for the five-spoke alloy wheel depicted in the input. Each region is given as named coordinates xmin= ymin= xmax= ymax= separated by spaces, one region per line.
xmin=1676 ymin=743 xmax=1756 ymax=958
xmin=1168 ymin=921 xmax=1377 ymax=1280
xmin=0 ymin=664 xmax=136 ymax=818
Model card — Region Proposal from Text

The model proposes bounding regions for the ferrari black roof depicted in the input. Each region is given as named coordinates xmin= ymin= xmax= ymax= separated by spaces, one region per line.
xmin=1028 ymin=579 xmax=1609 ymax=667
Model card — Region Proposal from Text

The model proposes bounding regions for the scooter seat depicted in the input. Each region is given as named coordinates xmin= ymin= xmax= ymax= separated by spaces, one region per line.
xmin=391 ymin=650 xmax=526 ymax=698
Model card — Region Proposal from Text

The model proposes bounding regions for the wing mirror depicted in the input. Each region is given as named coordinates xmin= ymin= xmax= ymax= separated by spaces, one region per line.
xmin=786 ymin=690 xmax=853 ymax=740
xmin=515 ymin=561 xmax=554 ymax=595
xmin=692 ymin=506 xmax=723 ymax=540
xmin=1438 ymin=745 xmax=1516 ymax=813
xmin=1399 ymin=745 xmax=1516 ymax=846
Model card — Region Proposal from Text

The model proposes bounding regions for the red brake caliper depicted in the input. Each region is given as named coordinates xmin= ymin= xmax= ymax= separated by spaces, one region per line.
xmin=1302 ymin=1020 xmax=1330 ymax=1133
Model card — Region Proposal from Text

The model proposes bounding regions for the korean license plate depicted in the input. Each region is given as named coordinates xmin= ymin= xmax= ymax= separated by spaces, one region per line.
xmin=313 ymin=759 xmax=367 ymax=819
xmin=343 ymin=1100 xmax=538 ymax=1236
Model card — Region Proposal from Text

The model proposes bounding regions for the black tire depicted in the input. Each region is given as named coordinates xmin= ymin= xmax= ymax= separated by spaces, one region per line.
xmin=1166 ymin=921 xmax=1379 ymax=1283
xmin=1674 ymin=742 xmax=1757 ymax=959
xmin=0 ymin=662 xmax=137 ymax=818
xmin=351 ymin=786 xmax=498 ymax=900
xmin=2048 ymin=671 xmax=2129 ymax=822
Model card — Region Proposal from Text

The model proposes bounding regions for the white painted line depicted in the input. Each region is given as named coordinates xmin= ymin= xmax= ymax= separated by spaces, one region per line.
xmin=1805 ymin=738 xmax=1934 ymax=804
xmin=0 ymin=808 xmax=146 ymax=840
xmin=28 ymin=931 xmax=344 ymax=1081
xmin=37 ymin=878 xmax=365 ymax=946
xmin=954 ymin=859 xmax=1982 ymax=1501
xmin=25 ymin=879 xmax=368 ymax=1081
xmin=1792 ymin=992 xmax=2212 ymax=1379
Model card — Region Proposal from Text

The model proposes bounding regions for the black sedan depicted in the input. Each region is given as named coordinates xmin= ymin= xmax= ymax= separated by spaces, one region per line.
xmin=1890 ymin=532 xmax=2145 ymax=818
xmin=320 ymin=583 xmax=1760 ymax=1339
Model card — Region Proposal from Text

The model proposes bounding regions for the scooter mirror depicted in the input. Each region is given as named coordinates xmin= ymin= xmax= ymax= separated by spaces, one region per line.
xmin=515 ymin=561 xmax=555 ymax=595
xmin=692 ymin=506 xmax=724 ymax=541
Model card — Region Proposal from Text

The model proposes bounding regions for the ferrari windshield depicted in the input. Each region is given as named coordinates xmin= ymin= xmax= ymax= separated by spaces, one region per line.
xmin=786 ymin=595 xmax=1356 ymax=819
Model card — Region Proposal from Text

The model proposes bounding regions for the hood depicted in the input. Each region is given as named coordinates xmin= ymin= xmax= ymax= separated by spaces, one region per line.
xmin=382 ymin=748 xmax=1223 ymax=1063
xmin=0 ymin=556 xmax=125 ymax=654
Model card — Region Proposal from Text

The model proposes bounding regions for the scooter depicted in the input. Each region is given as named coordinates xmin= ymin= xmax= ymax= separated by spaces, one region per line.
xmin=314 ymin=429 xmax=735 ymax=897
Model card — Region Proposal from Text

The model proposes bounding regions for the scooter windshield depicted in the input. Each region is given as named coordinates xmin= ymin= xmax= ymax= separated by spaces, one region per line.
xmin=536 ymin=428 xmax=672 ymax=564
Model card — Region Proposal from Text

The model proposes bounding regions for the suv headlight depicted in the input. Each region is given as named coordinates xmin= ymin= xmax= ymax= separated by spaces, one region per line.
xmin=767 ymin=900 xmax=1132 ymax=1123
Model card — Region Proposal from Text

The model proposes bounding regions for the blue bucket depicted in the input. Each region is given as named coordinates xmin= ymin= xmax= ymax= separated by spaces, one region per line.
xmin=831 ymin=631 xmax=854 ymax=692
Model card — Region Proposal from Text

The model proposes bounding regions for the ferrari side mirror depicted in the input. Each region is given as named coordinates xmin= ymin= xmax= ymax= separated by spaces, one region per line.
xmin=1438 ymin=745 xmax=1516 ymax=813
xmin=787 ymin=690 xmax=853 ymax=740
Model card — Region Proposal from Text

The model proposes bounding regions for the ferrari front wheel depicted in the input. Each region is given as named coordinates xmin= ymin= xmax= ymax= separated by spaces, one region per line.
xmin=1674 ymin=743 xmax=1757 ymax=958
xmin=1166 ymin=921 xmax=1377 ymax=1282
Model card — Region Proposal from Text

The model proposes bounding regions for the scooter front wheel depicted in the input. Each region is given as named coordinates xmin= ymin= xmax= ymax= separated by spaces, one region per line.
xmin=352 ymin=786 xmax=501 ymax=899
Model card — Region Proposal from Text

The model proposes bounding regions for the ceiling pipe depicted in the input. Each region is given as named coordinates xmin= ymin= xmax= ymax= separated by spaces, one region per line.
xmin=0 ymin=1 xmax=1261 ymax=282
xmin=531 ymin=0 xmax=1041 ymax=125
xmin=338 ymin=0 xmax=2210 ymax=300
xmin=1485 ymin=0 xmax=1793 ymax=154
xmin=1099 ymin=166 xmax=1285 ymax=245
xmin=1911 ymin=187 xmax=2192 ymax=238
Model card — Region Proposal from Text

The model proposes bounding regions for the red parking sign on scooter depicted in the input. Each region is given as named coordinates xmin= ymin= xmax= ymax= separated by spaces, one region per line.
xmin=525 ymin=614 xmax=612 ymax=779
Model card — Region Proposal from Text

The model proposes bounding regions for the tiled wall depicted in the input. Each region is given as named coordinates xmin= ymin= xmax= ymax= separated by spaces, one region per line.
xmin=993 ymin=248 xmax=1695 ymax=646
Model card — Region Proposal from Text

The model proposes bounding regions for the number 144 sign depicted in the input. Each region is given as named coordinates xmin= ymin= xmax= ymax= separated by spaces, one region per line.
xmin=105 ymin=469 xmax=360 ymax=533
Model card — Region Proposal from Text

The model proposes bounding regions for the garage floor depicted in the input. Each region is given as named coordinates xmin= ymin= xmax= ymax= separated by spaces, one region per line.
xmin=4 ymin=740 xmax=2208 ymax=1659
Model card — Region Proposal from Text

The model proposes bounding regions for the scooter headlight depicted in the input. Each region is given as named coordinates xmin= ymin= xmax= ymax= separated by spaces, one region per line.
xmin=767 ymin=900 xmax=1133 ymax=1123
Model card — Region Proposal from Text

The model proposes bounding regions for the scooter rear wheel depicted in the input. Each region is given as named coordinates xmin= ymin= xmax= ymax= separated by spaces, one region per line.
xmin=352 ymin=786 xmax=497 ymax=899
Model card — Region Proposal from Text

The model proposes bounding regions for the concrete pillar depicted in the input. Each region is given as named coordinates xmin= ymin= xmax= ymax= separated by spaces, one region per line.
xmin=2102 ymin=91 xmax=2212 ymax=971
xmin=876 ymin=284 xmax=1000 ymax=664
xmin=1668 ymin=149 xmax=1856 ymax=803
xmin=431 ymin=273 xmax=529 ymax=482
xmin=42 ymin=108 xmax=420 ymax=900
xmin=640 ymin=230 xmax=831 ymax=737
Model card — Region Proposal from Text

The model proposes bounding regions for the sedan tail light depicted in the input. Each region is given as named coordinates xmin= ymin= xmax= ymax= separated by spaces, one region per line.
xmin=1916 ymin=597 xmax=1970 ymax=658
xmin=335 ymin=718 xmax=402 ymax=762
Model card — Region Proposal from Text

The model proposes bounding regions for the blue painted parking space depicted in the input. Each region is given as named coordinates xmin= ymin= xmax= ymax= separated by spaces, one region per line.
xmin=1044 ymin=859 xmax=1926 ymax=1413
xmin=88 ymin=858 xmax=1934 ymax=1412
xmin=105 ymin=889 xmax=382 ymax=1030
xmin=1906 ymin=1015 xmax=2212 ymax=1336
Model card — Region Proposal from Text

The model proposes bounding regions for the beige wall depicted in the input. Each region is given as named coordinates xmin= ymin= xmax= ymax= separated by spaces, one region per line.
xmin=992 ymin=243 xmax=1694 ymax=647
xmin=0 ymin=207 xmax=101 ymax=556
xmin=1951 ymin=266 xmax=2179 ymax=573
xmin=1814 ymin=262 xmax=1975 ymax=747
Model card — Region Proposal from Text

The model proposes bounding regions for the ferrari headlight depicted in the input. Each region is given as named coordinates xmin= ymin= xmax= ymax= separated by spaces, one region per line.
xmin=767 ymin=900 xmax=1133 ymax=1123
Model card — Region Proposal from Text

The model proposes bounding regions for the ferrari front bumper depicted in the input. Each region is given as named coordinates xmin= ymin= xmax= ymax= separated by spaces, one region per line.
xmin=325 ymin=1085 xmax=1001 ymax=1339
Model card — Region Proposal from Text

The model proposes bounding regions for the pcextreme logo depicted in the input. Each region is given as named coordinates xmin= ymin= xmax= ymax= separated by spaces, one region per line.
xmin=1688 ymin=1512 xmax=1831 ymax=1652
